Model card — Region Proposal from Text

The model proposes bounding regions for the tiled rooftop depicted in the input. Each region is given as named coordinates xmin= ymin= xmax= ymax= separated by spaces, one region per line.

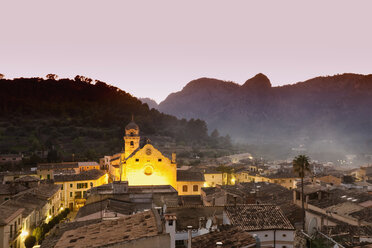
xmin=307 ymin=188 xmax=372 ymax=209
xmin=78 ymin=162 xmax=99 ymax=167
xmin=225 ymin=204 xmax=294 ymax=231
xmin=75 ymin=198 xmax=134 ymax=220
xmin=54 ymin=210 xmax=162 ymax=248
xmin=37 ymin=162 xmax=78 ymax=170
xmin=192 ymin=226 xmax=256 ymax=248
xmin=0 ymin=204 xmax=24 ymax=225
xmin=0 ymin=183 xmax=28 ymax=195
xmin=177 ymin=171 xmax=205 ymax=182
xmin=54 ymin=169 xmax=105 ymax=182
xmin=14 ymin=175 xmax=40 ymax=182
xmin=166 ymin=206 xmax=224 ymax=231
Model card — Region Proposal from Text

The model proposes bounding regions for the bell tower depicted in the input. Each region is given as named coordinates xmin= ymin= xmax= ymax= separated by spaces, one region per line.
xmin=124 ymin=116 xmax=140 ymax=159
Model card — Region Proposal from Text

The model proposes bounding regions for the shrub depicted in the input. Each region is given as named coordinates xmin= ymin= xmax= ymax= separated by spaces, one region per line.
xmin=24 ymin=235 xmax=36 ymax=248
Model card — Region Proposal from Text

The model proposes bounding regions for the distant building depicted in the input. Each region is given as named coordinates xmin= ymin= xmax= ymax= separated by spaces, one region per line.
xmin=37 ymin=162 xmax=79 ymax=180
xmin=203 ymin=167 xmax=223 ymax=187
xmin=77 ymin=161 xmax=100 ymax=172
xmin=0 ymin=154 xmax=23 ymax=165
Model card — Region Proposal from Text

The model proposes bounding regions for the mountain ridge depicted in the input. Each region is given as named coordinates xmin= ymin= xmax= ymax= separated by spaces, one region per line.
xmin=159 ymin=73 xmax=372 ymax=160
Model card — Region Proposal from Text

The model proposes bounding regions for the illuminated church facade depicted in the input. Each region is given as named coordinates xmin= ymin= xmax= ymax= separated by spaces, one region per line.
xmin=110 ymin=120 xmax=177 ymax=190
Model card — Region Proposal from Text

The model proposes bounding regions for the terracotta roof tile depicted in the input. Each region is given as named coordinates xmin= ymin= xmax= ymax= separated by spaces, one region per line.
xmin=225 ymin=204 xmax=294 ymax=231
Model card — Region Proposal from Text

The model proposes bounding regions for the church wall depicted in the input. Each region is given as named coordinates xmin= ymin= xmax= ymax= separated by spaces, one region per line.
xmin=123 ymin=144 xmax=177 ymax=189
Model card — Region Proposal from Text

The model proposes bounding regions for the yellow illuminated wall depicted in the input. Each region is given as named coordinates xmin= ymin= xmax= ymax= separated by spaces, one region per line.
xmin=177 ymin=181 xmax=204 ymax=195
xmin=121 ymin=144 xmax=177 ymax=189
xmin=55 ymin=173 xmax=108 ymax=211
xmin=204 ymin=173 xmax=223 ymax=187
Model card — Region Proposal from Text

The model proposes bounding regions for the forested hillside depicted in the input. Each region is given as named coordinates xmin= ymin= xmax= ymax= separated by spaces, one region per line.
xmin=0 ymin=75 xmax=232 ymax=168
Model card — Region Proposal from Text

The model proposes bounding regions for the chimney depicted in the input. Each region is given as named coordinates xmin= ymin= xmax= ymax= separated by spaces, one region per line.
xmin=187 ymin=226 xmax=192 ymax=248
xmin=172 ymin=153 xmax=176 ymax=164
xmin=216 ymin=242 xmax=223 ymax=248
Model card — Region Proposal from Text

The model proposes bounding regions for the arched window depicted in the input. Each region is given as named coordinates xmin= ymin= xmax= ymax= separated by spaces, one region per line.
xmin=130 ymin=141 xmax=134 ymax=146
xmin=182 ymin=185 xmax=188 ymax=192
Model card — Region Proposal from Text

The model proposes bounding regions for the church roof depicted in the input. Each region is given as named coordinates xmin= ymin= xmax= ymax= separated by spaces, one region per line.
xmin=125 ymin=120 xmax=139 ymax=130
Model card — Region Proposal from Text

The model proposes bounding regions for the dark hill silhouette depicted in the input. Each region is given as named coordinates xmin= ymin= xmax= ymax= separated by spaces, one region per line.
xmin=0 ymin=76 xmax=232 ymax=164
xmin=159 ymin=73 xmax=372 ymax=161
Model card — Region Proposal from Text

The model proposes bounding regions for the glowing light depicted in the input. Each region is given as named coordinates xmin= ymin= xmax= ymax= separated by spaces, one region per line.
xmin=231 ymin=178 xmax=236 ymax=184
xmin=203 ymin=182 xmax=208 ymax=187
xmin=21 ymin=230 xmax=29 ymax=238
xmin=60 ymin=207 xmax=64 ymax=211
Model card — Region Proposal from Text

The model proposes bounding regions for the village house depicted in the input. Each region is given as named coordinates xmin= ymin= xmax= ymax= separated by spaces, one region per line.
xmin=176 ymin=171 xmax=205 ymax=196
xmin=224 ymin=204 xmax=295 ymax=248
xmin=0 ymin=154 xmax=23 ymax=165
xmin=77 ymin=161 xmax=100 ymax=172
xmin=37 ymin=162 xmax=79 ymax=180
xmin=293 ymin=184 xmax=372 ymax=235
xmin=0 ymin=205 xmax=24 ymax=248
xmin=54 ymin=169 xmax=108 ymax=211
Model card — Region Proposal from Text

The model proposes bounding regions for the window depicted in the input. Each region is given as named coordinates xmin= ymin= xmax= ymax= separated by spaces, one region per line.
xmin=70 ymin=183 xmax=73 ymax=188
xmin=77 ymin=183 xmax=88 ymax=189
xmin=61 ymin=184 xmax=63 ymax=190
xmin=130 ymin=141 xmax=134 ymax=146
xmin=47 ymin=174 xmax=50 ymax=180
xmin=135 ymin=159 xmax=139 ymax=162
xmin=70 ymin=192 xmax=72 ymax=197
xmin=158 ymin=158 xmax=162 ymax=162
xmin=168 ymin=220 xmax=173 ymax=226
xmin=264 ymin=234 xmax=268 ymax=237
xmin=282 ymin=234 xmax=287 ymax=237
xmin=212 ymin=175 xmax=214 ymax=179
xmin=175 ymin=240 xmax=184 ymax=246
xmin=282 ymin=246 xmax=287 ymax=248
xmin=75 ymin=191 xmax=82 ymax=199
xmin=193 ymin=185 xmax=198 ymax=192
xmin=182 ymin=185 xmax=188 ymax=192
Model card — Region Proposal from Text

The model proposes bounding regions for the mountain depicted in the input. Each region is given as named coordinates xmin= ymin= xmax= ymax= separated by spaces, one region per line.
xmin=0 ymin=76 xmax=232 ymax=166
xmin=159 ymin=73 xmax=372 ymax=161
xmin=139 ymin=97 xmax=159 ymax=110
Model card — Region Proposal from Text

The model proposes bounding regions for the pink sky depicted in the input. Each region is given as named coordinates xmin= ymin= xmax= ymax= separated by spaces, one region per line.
xmin=1 ymin=0 xmax=371 ymax=102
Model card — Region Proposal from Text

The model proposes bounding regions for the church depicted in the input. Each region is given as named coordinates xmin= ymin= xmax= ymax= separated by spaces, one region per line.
xmin=110 ymin=119 xmax=177 ymax=190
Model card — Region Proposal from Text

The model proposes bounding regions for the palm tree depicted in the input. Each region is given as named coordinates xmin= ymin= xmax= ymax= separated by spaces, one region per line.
xmin=293 ymin=154 xmax=310 ymax=231
xmin=217 ymin=165 xmax=234 ymax=185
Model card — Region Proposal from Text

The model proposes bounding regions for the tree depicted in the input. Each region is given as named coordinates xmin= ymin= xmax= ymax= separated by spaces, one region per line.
xmin=24 ymin=235 xmax=36 ymax=248
xmin=293 ymin=154 xmax=310 ymax=231
xmin=217 ymin=165 xmax=234 ymax=185
xmin=211 ymin=129 xmax=219 ymax=139
xmin=46 ymin=74 xmax=58 ymax=80
xmin=0 ymin=73 xmax=4 ymax=79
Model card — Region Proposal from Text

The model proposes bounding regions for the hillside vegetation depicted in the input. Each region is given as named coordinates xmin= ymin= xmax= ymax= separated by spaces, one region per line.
xmin=0 ymin=76 xmax=232 ymax=168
